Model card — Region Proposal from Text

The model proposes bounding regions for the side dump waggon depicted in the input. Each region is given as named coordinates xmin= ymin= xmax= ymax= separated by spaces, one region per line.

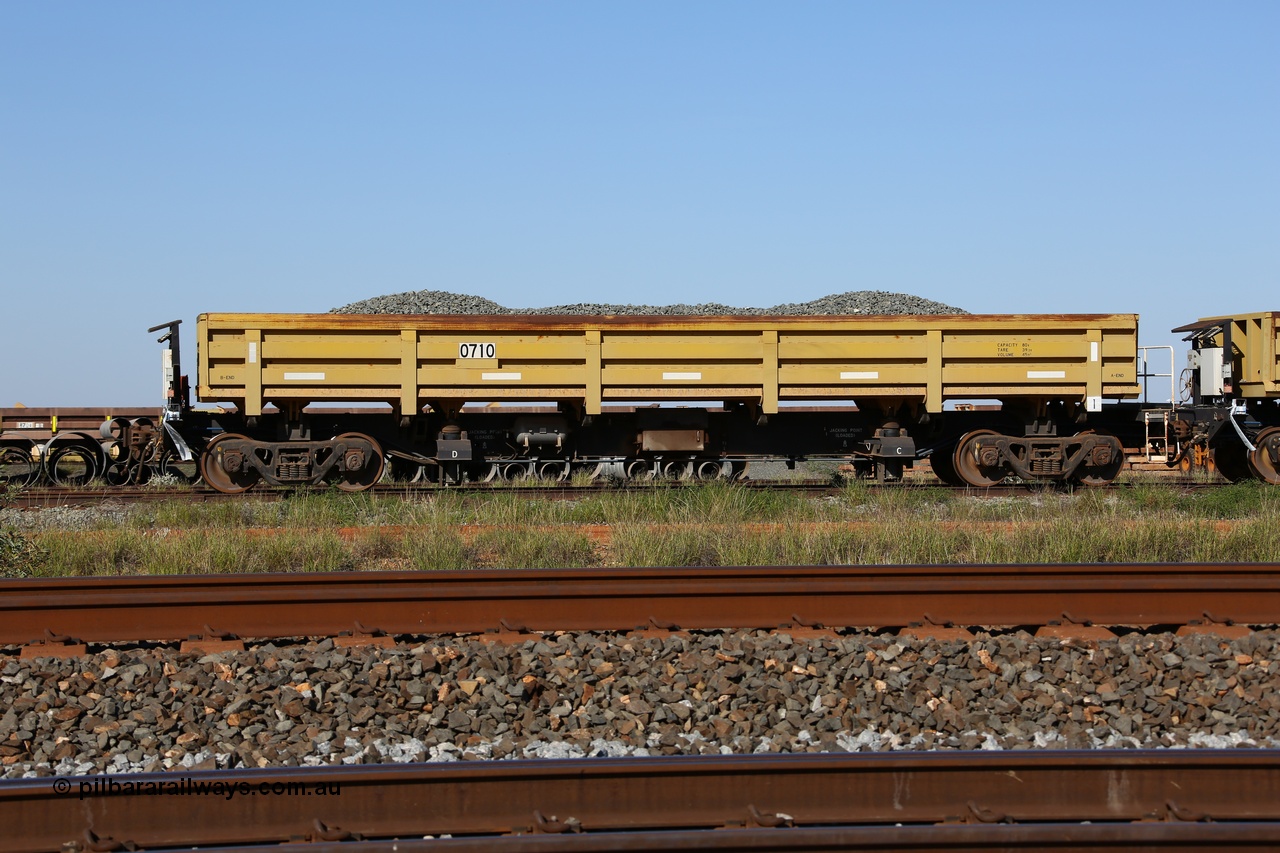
xmin=5 ymin=309 xmax=1278 ymax=492
xmin=182 ymin=311 xmax=1141 ymax=490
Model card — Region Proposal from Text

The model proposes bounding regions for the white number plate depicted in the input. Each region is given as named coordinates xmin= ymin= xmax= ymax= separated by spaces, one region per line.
xmin=458 ymin=342 xmax=497 ymax=359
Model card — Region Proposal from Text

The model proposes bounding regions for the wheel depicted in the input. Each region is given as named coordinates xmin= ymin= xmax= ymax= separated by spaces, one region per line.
xmin=0 ymin=443 xmax=40 ymax=487
xmin=1073 ymin=430 xmax=1124 ymax=487
xmin=928 ymin=445 xmax=964 ymax=486
xmin=694 ymin=460 xmax=726 ymax=481
xmin=156 ymin=448 xmax=200 ymax=484
xmin=536 ymin=460 xmax=570 ymax=482
xmin=45 ymin=444 xmax=99 ymax=487
xmin=1213 ymin=440 xmax=1253 ymax=483
xmin=1248 ymin=427 xmax=1280 ymax=484
xmin=104 ymin=462 xmax=134 ymax=487
xmin=200 ymin=433 xmax=262 ymax=494
xmin=333 ymin=433 xmax=385 ymax=492
xmin=388 ymin=457 xmax=424 ymax=484
xmin=661 ymin=460 xmax=692 ymax=480
xmin=952 ymin=430 xmax=1007 ymax=487
xmin=623 ymin=459 xmax=653 ymax=481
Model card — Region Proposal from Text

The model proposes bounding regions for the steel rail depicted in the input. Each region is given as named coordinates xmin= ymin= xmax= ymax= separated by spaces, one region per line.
xmin=1 ymin=477 xmax=1216 ymax=508
xmin=1 ymin=563 xmax=1278 ymax=646
xmin=4 ymin=752 xmax=1280 ymax=853
xmin=147 ymin=824 xmax=1280 ymax=852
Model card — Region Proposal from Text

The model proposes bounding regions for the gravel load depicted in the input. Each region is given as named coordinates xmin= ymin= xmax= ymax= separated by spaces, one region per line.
xmin=2 ymin=630 xmax=1275 ymax=778
xmin=330 ymin=290 xmax=967 ymax=316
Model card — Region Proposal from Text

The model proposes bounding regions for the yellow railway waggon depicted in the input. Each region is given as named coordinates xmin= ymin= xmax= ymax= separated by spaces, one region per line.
xmin=184 ymin=311 xmax=1139 ymax=491
xmin=3 ymin=309 xmax=1278 ymax=492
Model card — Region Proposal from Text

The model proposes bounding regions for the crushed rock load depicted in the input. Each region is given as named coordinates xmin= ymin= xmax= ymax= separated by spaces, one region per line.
xmin=330 ymin=290 xmax=967 ymax=316
xmin=3 ymin=629 xmax=1276 ymax=778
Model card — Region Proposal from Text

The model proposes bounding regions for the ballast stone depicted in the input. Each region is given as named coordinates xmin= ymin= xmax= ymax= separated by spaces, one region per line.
xmin=4 ymin=629 xmax=1277 ymax=778
xmin=330 ymin=289 xmax=967 ymax=316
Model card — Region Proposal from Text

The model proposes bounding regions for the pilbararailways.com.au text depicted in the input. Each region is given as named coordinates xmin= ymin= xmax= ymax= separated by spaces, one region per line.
xmin=55 ymin=776 xmax=341 ymax=800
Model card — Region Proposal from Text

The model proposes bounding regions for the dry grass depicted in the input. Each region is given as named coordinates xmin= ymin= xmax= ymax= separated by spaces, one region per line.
xmin=3 ymin=481 xmax=1278 ymax=576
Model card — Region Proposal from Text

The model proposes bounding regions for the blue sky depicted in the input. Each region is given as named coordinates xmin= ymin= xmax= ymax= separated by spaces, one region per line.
xmin=2 ymin=3 xmax=1276 ymax=405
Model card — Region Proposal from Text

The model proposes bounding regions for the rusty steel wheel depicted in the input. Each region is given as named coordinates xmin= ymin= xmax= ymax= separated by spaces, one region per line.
xmin=333 ymin=433 xmax=384 ymax=492
xmin=1248 ymin=427 xmax=1280 ymax=484
xmin=1073 ymin=430 xmax=1125 ymax=487
xmin=928 ymin=445 xmax=965 ymax=486
xmin=200 ymin=433 xmax=261 ymax=494
xmin=1213 ymin=440 xmax=1253 ymax=483
xmin=952 ymin=429 xmax=1006 ymax=488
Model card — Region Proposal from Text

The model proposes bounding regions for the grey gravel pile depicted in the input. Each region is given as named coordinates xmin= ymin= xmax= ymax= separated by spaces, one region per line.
xmin=330 ymin=290 xmax=967 ymax=316
xmin=3 ymin=629 xmax=1276 ymax=778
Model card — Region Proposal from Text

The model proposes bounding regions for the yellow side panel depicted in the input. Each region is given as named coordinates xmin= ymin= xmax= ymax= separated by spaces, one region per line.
xmin=261 ymin=366 xmax=400 ymax=385
xmin=942 ymin=334 xmax=1092 ymax=359
xmin=417 ymin=365 xmax=586 ymax=385
xmin=779 ymin=335 xmax=925 ymax=359
xmin=943 ymin=365 xmax=1087 ymax=384
xmin=419 ymin=332 xmax=586 ymax=361
xmin=1101 ymin=336 xmax=1135 ymax=357
xmin=207 ymin=365 xmax=246 ymax=385
xmin=263 ymin=387 xmax=402 ymax=399
xmin=603 ymin=333 xmax=764 ymax=360
xmin=602 ymin=365 xmax=763 ymax=384
xmin=778 ymin=365 xmax=926 ymax=384
xmin=260 ymin=333 xmax=402 ymax=360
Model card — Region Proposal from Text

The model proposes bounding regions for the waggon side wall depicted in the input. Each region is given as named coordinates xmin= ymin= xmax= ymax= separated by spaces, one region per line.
xmin=197 ymin=313 xmax=1140 ymax=417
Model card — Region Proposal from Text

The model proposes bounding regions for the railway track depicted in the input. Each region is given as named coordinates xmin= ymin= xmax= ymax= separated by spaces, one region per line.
xmin=0 ymin=476 xmax=1218 ymax=509
xmin=3 ymin=563 xmax=1276 ymax=655
xmin=5 ymin=752 xmax=1280 ymax=852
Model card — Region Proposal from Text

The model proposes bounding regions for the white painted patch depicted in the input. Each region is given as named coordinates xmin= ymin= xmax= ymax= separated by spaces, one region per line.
xmin=1090 ymin=341 xmax=1099 ymax=362
xmin=840 ymin=371 xmax=880 ymax=380
xmin=1027 ymin=370 xmax=1066 ymax=379
xmin=482 ymin=372 xmax=522 ymax=381
xmin=248 ymin=342 xmax=257 ymax=364
xmin=283 ymin=372 xmax=325 ymax=381
xmin=662 ymin=372 xmax=702 ymax=380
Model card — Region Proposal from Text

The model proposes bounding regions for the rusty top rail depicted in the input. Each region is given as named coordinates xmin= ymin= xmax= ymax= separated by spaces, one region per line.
xmin=2 ymin=563 xmax=1279 ymax=646
xmin=4 ymin=752 xmax=1280 ymax=853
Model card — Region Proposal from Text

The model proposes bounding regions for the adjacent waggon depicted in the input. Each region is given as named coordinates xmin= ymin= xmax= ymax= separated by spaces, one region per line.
xmin=2 ymin=310 xmax=1278 ymax=491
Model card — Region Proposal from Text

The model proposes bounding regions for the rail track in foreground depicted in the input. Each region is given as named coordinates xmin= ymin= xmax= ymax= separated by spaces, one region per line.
xmin=3 ymin=563 xmax=1276 ymax=656
xmin=5 ymin=751 xmax=1280 ymax=852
